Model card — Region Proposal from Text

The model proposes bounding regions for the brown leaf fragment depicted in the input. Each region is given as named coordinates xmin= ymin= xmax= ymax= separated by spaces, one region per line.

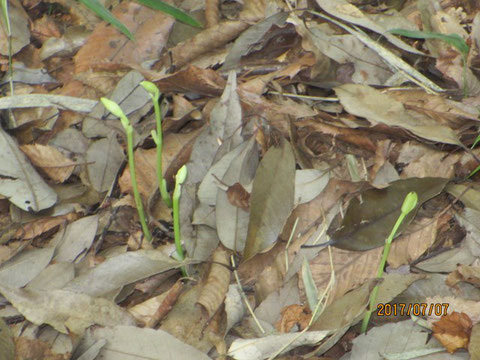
xmin=75 ymin=2 xmax=174 ymax=74
xmin=432 ymin=312 xmax=472 ymax=353
xmin=20 ymin=144 xmax=76 ymax=183
xmin=205 ymin=0 xmax=220 ymax=28
xmin=154 ymin=66 xmax=226 ymax=96
xmin=157 ymin=20 xmax=250 ymax=70
xmin=227 ymin=183 xmax=250 ymax=212
xmin=446 ymin=265 xmax=480 ymax=288
xmin=197 ymin=247 xmax=231 ymax=318
xmin=275 ymin=304 xmax=312 ymax=333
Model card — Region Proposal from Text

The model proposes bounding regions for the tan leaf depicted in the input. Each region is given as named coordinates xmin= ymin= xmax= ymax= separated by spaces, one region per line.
xmin=197 ymin=247 xmax=231 ymax=318
xmin=387 ymin=217 xmax=439 ymax=268
xmin=20 ymin=144 xmax=76 ymax=183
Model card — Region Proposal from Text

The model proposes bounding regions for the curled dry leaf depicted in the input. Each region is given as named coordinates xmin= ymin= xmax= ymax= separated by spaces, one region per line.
xmin=227 ymin=183 xmax=250 ymax=212
xmin=197 ymin=247 xmax=231 ymax=318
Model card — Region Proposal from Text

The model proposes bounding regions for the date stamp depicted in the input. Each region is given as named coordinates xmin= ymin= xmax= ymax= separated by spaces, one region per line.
xmin=377 ymin=303 xmax=449 ymax=317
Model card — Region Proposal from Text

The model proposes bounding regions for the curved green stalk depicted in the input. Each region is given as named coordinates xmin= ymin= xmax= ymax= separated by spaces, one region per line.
xmin=101 ymin=97 xmax=152 ymax=242
xmin=361 ymin=191 xmax=418 ymax=333
xmin=173 ymin=165 xmax=187 ymax=276
xmin=141 ymin=81 xmax=172 ymax=208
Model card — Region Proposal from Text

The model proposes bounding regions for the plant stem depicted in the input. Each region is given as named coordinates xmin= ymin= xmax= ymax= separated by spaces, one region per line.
xmin=125 ymin=121 xmax=152 ymax=243
xmin=361 ymin=192 xmax=418 ymax=333
xmin=173 ymin=165 xmax=187 ymax=276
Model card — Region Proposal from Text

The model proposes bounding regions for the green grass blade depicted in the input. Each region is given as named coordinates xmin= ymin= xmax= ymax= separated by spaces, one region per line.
xmin=79 ymin=0 xmax=134 ymax=40
xmin=135 ymin=0 xmax=202 ymax=28
xmin=0 ymin=0 xmax=11 ymax=35
xmin=388 ymin=29 xmax=469 ymax=57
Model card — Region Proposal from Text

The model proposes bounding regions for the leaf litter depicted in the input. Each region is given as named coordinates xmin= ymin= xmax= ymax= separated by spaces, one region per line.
xmin=2 ymin=0 xmax=480 ymax=358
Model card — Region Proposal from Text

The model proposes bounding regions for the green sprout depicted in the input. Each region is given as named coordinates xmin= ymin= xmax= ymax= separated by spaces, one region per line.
xmin=361 ymin=191 xmax=418 ymax=333
xmin=100 ymin=97 xmax=153 ymax=242
xmin=173 ymin=165 xmax=187 ymax=275
xmin=140 ymin=81 xmax=172 ymax=208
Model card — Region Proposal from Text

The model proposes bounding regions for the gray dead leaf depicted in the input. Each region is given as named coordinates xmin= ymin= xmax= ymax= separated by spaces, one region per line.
xmin=80 ymin=326 xmax=212 ymax=360
xmin=222 ymin=12 xmax=289 ymax=71
xmin=63 ymin=250 xmax=183 ymax=297
xmin=295 ymin=167 xmax=330 ymax=205
xmin=0 ymin=317 xmax=14 ymax=360
xmin=0 ymin=63 xmax=58 ymax=85
xmin=334 ymin=84 xmax=461 ymax=145
xmin=217 ymin=137 xmax=258 ymax=252
xmin=86 ymin=134 xmax=124 ymax=193
xmin=99 ymin=71 xmax=151 ymax=122
xmin=0 ymin=127 xmax=57 ymax=212
xmin=26 ymin=262 xmax=75 ymax=291
xmin=228 ymin=331 xmax=330 ymax=360
xmin=0 ymin=247 xmax=55 ymax=288
xmin=350 ymin=321 xmax=432 ymax=360
xmin=315 ymin=0 xmax=423 ymax=55
xmin=54 ymin=215 xmax=99 ymax=263
xmin=198 ymin=140 xmax=248 ymax=205
xmin=0 ymin=94 xmax=97 ymax=112
xmin=0 ymin=285 xmax=135 ymax=335
xmin=225 ymin=284 xmax=244 ymax=332
xmin=210 ymin=71 xmax=243 ymax=149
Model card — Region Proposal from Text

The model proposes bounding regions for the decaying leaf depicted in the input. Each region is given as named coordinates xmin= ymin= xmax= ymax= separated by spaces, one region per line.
xmin=0 ymin=285 xmax=135 ymax=335
xmin=243 ymin=137 xmax=296 ymax=260
xmin=328 ymin=177 xmax=449 ymax=251
xmin=334 ymin=84 xmax=462 ymax=145
xmin=432 ymin=312 xmax=472 ymax=353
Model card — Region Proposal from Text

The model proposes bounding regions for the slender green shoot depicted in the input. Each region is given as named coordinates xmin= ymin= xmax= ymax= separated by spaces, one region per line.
xmin=79 ymin=0 xmax=134 ymax=40
xmin=101 ymin=97 xmax=152 ymax=242
xmin=79 ymin=0 xmax=201 ymax=41
xmin=361 ymin=191 xmax=418 ymax=333
xmin=173 ymin=165 xmax=187 ymax=276
xmin=140 ymin=81 xmax=172 ymax=208
xmin=388 ymin=29 xmax=469 ymax=97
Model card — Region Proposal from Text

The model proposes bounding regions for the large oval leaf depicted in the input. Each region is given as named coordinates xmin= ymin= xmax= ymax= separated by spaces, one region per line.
xmin=243 ymin=137 xmax=295 ymax=260
xmin=328 ymin=177 xmax=449 ymax=251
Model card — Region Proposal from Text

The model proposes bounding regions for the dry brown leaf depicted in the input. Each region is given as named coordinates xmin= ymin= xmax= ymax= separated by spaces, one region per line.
xmin=387 ymin=217 xmax=439 ymax=268
xmin=15 ymin=213 xmax=79 ymax=240
xmin=157 ymin=21 xmax=249 ymax=70
xmin=75 ymin=2 xmax=174 ymax=74
xmin=205 ymin=0 xmax=220 ymax=28
xmin=197 ymin=247 xmax=231 ymax=318
xmin=301 ymin=246 xmax=382 ymax=305
xmin=432 ymin=312 xmax=472 ymax=353
xmin=129 ymin=280 xmax=184 ymax=328
xmin=226 ymin=183 xmax=250 ymax=212
xmin=275 ymin=304 xmax=311 ymax=333
xmin=20 ymin=144 xmax=76 ymax=183
xmin=154 ymin=66 xmax=226 ymax=96
xmin=119 ymin=127 xmax=203 ymax=199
